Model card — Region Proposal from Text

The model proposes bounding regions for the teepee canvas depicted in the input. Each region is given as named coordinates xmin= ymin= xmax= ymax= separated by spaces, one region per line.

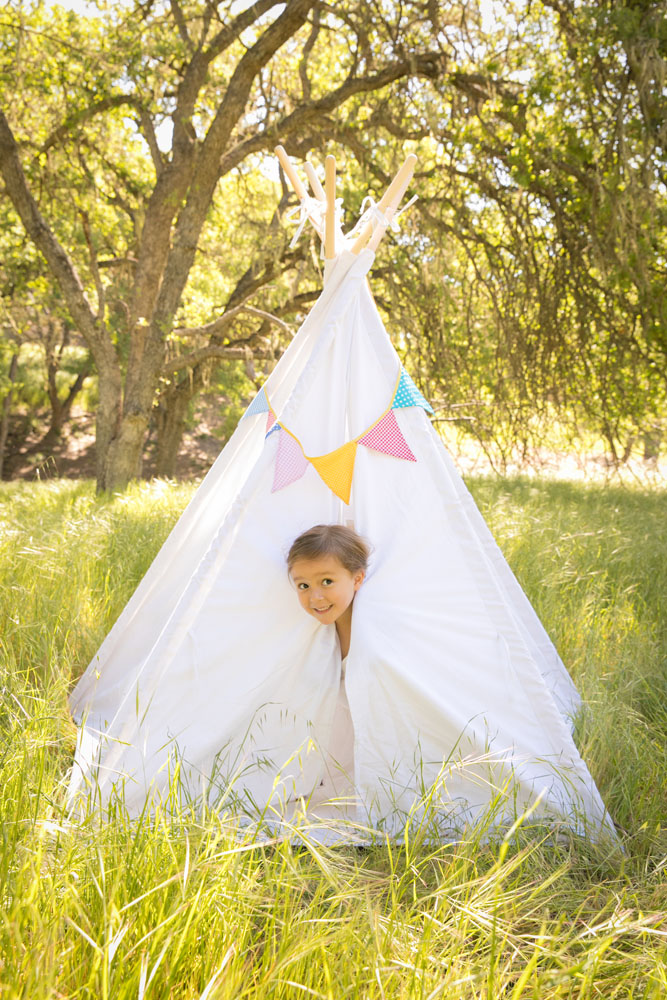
xmin=69 ymin=152 xmax=614 ymax=842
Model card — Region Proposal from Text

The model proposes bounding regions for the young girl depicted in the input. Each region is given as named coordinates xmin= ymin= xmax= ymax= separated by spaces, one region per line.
xmin=287 ymin=524 xmax=370 ymax=810
xmin=287 ymin=524 xmax=369 ymax=657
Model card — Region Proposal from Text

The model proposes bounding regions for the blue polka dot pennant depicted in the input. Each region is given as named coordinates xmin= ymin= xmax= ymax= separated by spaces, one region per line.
xmin=391 ymin=367 xmax=434 ymax=414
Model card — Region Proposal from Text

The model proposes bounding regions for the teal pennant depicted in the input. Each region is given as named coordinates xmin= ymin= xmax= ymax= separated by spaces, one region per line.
xmin=392 ymin=367 xmax=434 ymax=414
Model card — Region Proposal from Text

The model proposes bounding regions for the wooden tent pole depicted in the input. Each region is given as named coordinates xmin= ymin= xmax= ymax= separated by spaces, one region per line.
xmin=366 ymin=160 xmax=417 ymax=252
xmin=275 ymin=145 xmax=325 ymax=237
xmin=304 ymin=161 xmax=326 ymax=202
xmin=324 ymin=155 xmax=336 ymax=260
xmin=351 ymin=153 xmax=418 ymax=255
xmin=275 ymin=144 xmax=308 ymax=201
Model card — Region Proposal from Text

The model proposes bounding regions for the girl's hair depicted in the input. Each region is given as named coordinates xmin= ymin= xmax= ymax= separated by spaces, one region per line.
xmin=287 ymin=524 xmax=370 ymax=575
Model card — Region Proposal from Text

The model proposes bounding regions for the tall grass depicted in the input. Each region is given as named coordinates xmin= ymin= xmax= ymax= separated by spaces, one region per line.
xmin=0 ymin=477 xmax=665 ymax=998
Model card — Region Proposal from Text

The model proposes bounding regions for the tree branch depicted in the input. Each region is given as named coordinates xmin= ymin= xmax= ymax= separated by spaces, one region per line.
xmin=299 ymin=7 xmax=320 ymax=101
xmin=39 ymin=94 xmax=145 ymax=154
xmin=368 ymin=106 xmax=429 ymax=141
xmin=204 ymin=0 xmax=286 ymax=64
xmin=154 ymin=0 xmax=317 ymax=329
xmin=0 ymin=110 xmax=108 ymax=359
xmin=80 ymin=210 xmax=105 ymax=322
xmin=217 ymin=50 xmax=447 ymax=175
xmin=169 ymin=0 xmax=193 ymax=51
xmin=161 ymin=343 xmax=272 ymax=376
xmin=126 ymin=3 xmax=302 ymax=334
xmin=174 ymin=303 xmax=293 ymax=340
xmin=137 ymin=108 xmax=165 ymax=177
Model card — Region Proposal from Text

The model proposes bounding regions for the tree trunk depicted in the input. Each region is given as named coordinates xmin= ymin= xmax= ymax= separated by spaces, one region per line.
xmin=154 ymin=383 xmax=193 ymax=478
xmin=103 ymin=411 xmax=147 ymax=486
xmin=99 ymin=322 xmax=165 ymax=489
xmin=94 ymin=355 xmax=124 ymax=491
xmin=0 ymin=353 xmax=19 ymax=480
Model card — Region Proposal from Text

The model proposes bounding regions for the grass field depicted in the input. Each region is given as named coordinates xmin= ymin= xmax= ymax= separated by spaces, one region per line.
xmin=0 ymin=477 xmax=665 ymax=998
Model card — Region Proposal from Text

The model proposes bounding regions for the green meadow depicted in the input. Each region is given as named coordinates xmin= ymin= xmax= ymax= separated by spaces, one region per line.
xmin=0 ymin=477 xmax=665 ymax=998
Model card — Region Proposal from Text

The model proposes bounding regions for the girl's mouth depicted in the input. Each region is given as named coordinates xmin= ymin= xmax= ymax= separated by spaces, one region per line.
xmin=312 ymin=605 xmax=333 ymax=614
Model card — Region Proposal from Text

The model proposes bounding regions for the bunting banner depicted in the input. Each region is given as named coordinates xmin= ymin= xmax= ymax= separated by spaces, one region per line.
xmin=392 ymin=367 xmax=434 ymax=414
xmin=248 ymin=365 xmax=433 ymax=503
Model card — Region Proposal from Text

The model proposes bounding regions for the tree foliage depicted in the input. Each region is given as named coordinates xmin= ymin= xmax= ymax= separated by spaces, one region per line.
xmin=366 ymin=0 xmax=667 ymax=464
xmin=0 ymin=0 xmax=665 ymax=482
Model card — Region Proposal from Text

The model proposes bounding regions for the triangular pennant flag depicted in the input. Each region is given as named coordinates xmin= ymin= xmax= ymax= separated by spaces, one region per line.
xmin=272 ymin=430 xmax=309 ymax=493
xmin=358 ymin=410 xmax=416 ymax=461
xmin=266 ymin=410 xmax=277 ymax=433
xmin=243 ymin=387 xmax=270 ymax=418
xmin=310 ymin=441 xmax=357 ymax=505
xmin=392 ymin=367 xmax=434 ymax=414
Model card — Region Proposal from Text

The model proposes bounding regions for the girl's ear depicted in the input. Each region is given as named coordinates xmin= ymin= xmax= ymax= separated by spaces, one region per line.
xmin=353 ymin=569 xmax=365 ymax=591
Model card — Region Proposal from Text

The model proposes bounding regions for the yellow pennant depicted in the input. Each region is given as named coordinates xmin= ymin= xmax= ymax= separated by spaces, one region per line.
xmin=309 ymin=441 xmax=358 ymax=504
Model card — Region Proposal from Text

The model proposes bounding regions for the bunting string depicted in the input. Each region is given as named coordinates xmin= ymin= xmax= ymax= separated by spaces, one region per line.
xmin=243 ymin=366 xmax=432 ymax=504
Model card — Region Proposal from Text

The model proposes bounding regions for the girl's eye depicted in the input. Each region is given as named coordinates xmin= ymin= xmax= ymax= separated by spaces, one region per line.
xmin=297 ymin=583 xmax=309 ymax=591
xmin=322 ymin=578 xmax=333 ymax=586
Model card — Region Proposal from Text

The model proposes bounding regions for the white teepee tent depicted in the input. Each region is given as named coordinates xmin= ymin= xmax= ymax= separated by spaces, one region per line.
xmin=69 ymin=152 xmax=615 ymax=843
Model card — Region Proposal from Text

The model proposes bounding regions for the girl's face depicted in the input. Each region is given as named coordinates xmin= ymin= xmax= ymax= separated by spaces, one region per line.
xmin=290 ymin=555 xmax=365 ymax=626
